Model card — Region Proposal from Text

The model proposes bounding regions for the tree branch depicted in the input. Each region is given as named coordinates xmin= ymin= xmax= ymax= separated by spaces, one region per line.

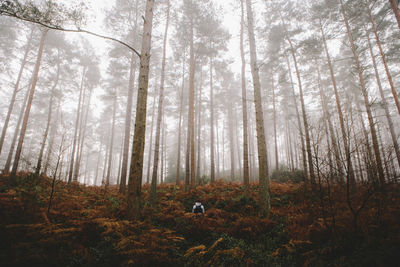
xmin=0 ymin=10 xmax=141 ymax=57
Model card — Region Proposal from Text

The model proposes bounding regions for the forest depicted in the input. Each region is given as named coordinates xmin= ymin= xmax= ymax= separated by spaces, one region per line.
xmin=0 ymin=0 xmax=399 ymax=266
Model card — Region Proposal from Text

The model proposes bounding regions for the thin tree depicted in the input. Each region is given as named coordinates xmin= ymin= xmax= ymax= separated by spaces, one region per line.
xmin=10 ymin=28 xmax=47 ymax=183
xmin=150 ymin=0 xmax=170 ymax=203
xmin=35 ymin=50 xmax=60 ymax=175
xmin=389 ymin=0 xmax=400 ymax=29
xmin=245 ymin=0 xmax=270 ymax=217
xmin=339 ymin=0 xmax=385 ymax=186
xmin=127 ymin=0 xmax=155 ymax=220
xmin=0 ymin=26 xmax=33 ymax=157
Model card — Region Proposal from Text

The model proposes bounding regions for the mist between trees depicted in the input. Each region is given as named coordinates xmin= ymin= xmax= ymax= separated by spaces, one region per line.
xmin=0 ymin=0 xmax=400 ymax=220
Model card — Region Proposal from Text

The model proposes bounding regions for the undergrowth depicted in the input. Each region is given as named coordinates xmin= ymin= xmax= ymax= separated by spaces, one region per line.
xmin=0 ymin=172 xmax=398 ymax=266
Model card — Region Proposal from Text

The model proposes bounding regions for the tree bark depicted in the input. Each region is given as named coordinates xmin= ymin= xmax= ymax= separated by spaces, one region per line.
xmin=120 ymin=52 xmax=137 ymax=192
xmin=319 ymin=17 xmax=355 ymax=184
xmin=0 ymin=27 xmax=33 ymax=157
xmin=271 ymin=75 xmax=279 ymax=173
xmin=120 ymin=0 xmax=139 ymax=192
xmin=188 ymin=4 xmax=196 ymax=188
xmin=366 ymin=29 xmax=400 ymax=170
xmin=389 ymin=0 xmax=400 ymax=29
xmin=339 ymin=0 xmax=385 ymax=186
xmin=176 ymin=52 xmax=185 ymax=185
xmin=150 ymin=0 xmax=170 ymax=203
xmin=285 ymin=37 xmax=315 ymax=185
xmin=127 ymin=0 xmax=155 ymax=220
xmin=10 ymin=29 xmax=47 ymax=183
xmin=35 ymin=52 xmax=60 ymax=175
xmin=240 ymin=0 xmax=250 ymax=190
xmin=196 ymin=70 xmax=202 ymax=183
xmin=367 ymin=2 xmax=400 ymax=115
xmin=68 ymin=66 xmax=86 ymax=184
xmin=4 ymin=79 xmax=30 ymax=173
xmin=106 ymin=91 xmax=117 ymax=186
xmin=209 ymin=58 xmax=216 ymax=183
xmin=246 ymin=0 xmax=270 ymax=217
xmin=285 ymin=55 xmax=307 ymax=176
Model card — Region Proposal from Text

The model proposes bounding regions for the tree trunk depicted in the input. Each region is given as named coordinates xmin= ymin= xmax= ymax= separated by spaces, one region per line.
xmin=367 ymin=2 xmax=400 ymax=115
xmin=120 ymin=53 xmax=137 ymax=192
xmin=74 ymin=87 xmax=93 ymax=182
xmin=246 ymin=0 xmax=270 ymax=217
xmin=389 ymin=0 xmax=400 ymax=29
xmin=0 ymin=27 xmax=33 ymax=157
xmin=150 ymin=0 xmax=169 ymax=203
xmin=146 ymin=96 xmax=156 ymax=184
xmin=119 ymin=0 xmax=139 ymax=193
xmin=188 ymin=4 xmax=196 ymax=189
xmin=209 ymin=58 xmax=216 ymax=183
xmin=94 ymin=142 xmax=103 ymax=186
xmin=285 ymin=55 xmax=307 ymax=176
xmin=271 ymin=75 xmax=279 ymax=173
xmin=228 ymin=98 xmax=235 ymax=181
xmin=176 ymin=52 xmax=185 ymax=185
xmin=106 ymin=91 xmax=117 ymax=186
xmin=196 ymin=70 xmax=202 ymax=183
xmin=10 ymin=29 xmax=47 ymax=183
xmin=319 ymin=17 xmax=355 ymax=184
xmin=240 ymin=0 xmax=250 ymax=190
xmin=339 ymin=0 xmax=385 ymax=186
xmin=43 ymin=102 xmax=60 ymax=176
xmin=35 ymin=53 xmax=60 ymax=175
xmin=4 ymin=79 xmax=30 ymax=173
xmin=366 ymin=29 xmax=400 ymax=170
xmin=285 ymin=36 xmax=315 ymax=185
xmin=315 ymin=59 xmax=343 ymax=180
xmin=127 ymin=0 xmax=155 ymax=220
xmin=68 ymin=67 xmax=86 ymax=184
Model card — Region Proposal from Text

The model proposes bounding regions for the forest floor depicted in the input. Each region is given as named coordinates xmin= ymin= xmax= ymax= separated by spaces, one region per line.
xmin=0 ymin=172 xmax=399 ymax=266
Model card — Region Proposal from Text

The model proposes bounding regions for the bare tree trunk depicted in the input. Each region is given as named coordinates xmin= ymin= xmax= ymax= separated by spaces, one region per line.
xmin=4 ymin=79 xmax=30 ymax=173
xmin=146 ymin=96 xmax=156 ymax=184
xmin=10 ymin=29 xmax=47 ymax=183
xmin=196 ymin=71 xmax=202 ymax=183
xmin=94 ymin=142 xmax=103 ymax=186
xmin=271 ymin=75 xmax=279 ymax=173
xmin=176 ymin=53 xmax=185 ymax=185
xmin=285 ymin=37 xmax=315 ymax=185
xmin=319 ymin=17 xmax=355 ymax=185
xmin=106 ymin=91 xmax=117 ymax=186
xmin=73 ymin=84 xmax=87 ymax=182
xmin=0 ymin=27 xmax=33 ymax=157
xmin=389 ymin=0 xmax=400 ymax=29
xmin=285 ymin=55 xmax=307 ymax=176
xmin=316 ymin=61 xmax=343 ymax=180
xmin=367 ymin=2 xmax=400 ymax=115
xmin=35 ymin=55 xmax=60 ymax=175
xmin=119 ymin=1 xmax=139 ymax=193
xmin=188 ymin=4 xmax=196 ymax=189
xmin=216 ymin=112 xmax=220 ymax=178
xmin=246 ymin=0 xmax=270 ymax=217
xmin=74 ymin=87 xmax=93 ymax=182
xmin=120 ymin=53 xmax=137 ymax=192
xmin=339 ymin=0 xmax=385 ymax=186
xmin=68 ymin=66 xmax=86 ymax=184
xmin=127 ymin=0 xmax=155 ymax=220
xmin=43 ymin=102 xmax=60 ymax=176
xmin=366 ymin=29 xmax=400 ymax=169
xmin=150 ymin=0 xmax=170 ymax=202
xmin=240 ymin=0 xmax=250 ymax=190
xmin=228 ymin=98 xmax=235 ymax=181
xmin=209 ymin=57 xmax=216 ymax=183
